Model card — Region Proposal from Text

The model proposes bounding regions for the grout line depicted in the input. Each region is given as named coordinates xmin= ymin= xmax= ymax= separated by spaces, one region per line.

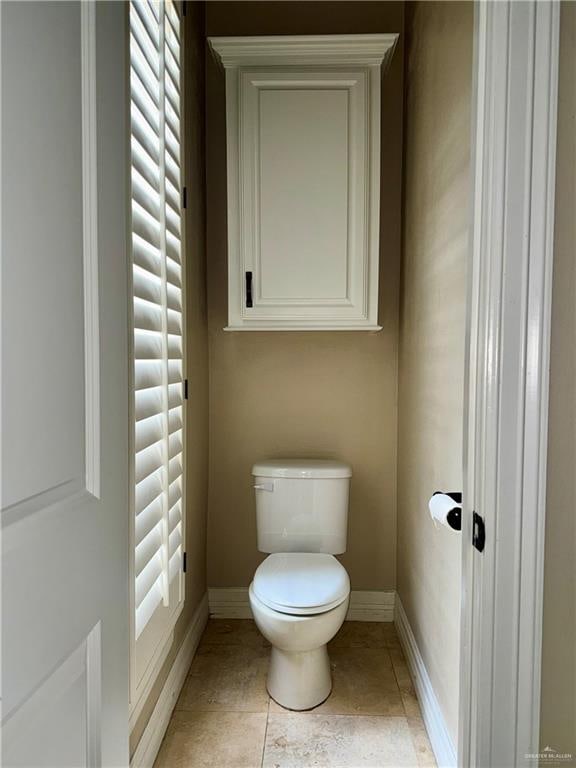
xmin=390 ymin=648 xmax=414 ymax=719
xmin=266 ymin=711 xmax=410 ymax=720
xmin=172 ymin=706 xmax=271 ymax=714
xmin=260 ymin=697 xmax=271 ymax=768
xmin=388 ymin=647 xmax=418 ymax=720
xmin=388 ymin=648 xmax=433 ymax=764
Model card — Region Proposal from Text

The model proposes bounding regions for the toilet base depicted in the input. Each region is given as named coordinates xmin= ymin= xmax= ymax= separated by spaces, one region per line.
xmin=267 ymin=645 xmax=332 ymax=711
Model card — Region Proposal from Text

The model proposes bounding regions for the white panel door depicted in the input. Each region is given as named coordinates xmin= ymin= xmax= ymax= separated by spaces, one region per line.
xmin=1 ymin=3 xmax=129 ymax=767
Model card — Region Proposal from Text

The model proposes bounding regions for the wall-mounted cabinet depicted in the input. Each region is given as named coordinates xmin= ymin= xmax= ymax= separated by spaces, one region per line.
xmin=209 ymin=34 xmax=398 ymax=331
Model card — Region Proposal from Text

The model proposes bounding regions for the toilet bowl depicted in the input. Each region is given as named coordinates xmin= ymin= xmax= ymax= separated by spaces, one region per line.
xmin=250 ymin=459 xmax=352 ymax=710
xmin=249 ymin=551 xmax=350 ymax=710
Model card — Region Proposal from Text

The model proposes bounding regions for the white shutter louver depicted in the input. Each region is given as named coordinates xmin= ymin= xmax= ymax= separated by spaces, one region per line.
xmin=130 ymin=0 xmax=184 ymax=652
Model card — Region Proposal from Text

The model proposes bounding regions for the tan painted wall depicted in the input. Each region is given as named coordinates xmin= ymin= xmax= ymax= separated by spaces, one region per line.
xmin=540 ymin=2 xmax=576 ymax=759
xmin=130 ymin=3 xmax=208 ymax=754
xmin=205 ymin=2 xmax=405 ymax=590
xmin=397 ymin=2 xmax=472 ymax=748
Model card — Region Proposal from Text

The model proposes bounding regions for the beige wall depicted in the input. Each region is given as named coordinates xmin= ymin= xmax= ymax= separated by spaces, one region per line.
xmin=130 ymin=3 xmax=209 ymax=755
xmin=205 ymin=2 xmax=405 ymax=590
xmin=397 ymin=1 xmax=472 ymax=748
xmin=540 ymin=2 xmax=576 ymax=758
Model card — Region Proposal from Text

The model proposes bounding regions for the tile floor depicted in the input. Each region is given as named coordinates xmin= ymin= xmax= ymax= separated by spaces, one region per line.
xmin=155 ymin=619 xmax=436 ymax=768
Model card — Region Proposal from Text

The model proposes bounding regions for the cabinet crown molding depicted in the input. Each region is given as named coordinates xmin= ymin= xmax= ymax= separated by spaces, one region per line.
xmin=208 ymin=33 xmax=399 ymax=69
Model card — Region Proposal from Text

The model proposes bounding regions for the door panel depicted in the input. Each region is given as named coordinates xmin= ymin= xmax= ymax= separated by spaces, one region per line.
xmin=2 ymin=0 xmax=85 ymax=513
xmin=2 ymin=624 xmax=101 ymax=768
xmin=1 ymin=3 xmax=129 ymax=766
xmin=258 ymin=87 xmax=350 ymax=302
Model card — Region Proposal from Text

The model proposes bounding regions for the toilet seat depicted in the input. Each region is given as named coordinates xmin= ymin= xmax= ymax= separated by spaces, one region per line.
xmin=253 ymin=552 xmax=350 ymax=616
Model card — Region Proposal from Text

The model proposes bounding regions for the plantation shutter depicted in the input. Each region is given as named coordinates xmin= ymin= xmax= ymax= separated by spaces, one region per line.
xmin=130 ymin=0 xmax=184 ymax=690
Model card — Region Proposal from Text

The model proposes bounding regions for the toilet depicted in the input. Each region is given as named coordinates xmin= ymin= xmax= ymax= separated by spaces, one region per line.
xmin=248 ymin=459 xmax=352 ymax=711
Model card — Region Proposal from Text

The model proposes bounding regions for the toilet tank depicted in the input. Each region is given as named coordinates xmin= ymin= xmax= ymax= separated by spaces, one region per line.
xmin=252 ymin=459 xmax=351 ymax=554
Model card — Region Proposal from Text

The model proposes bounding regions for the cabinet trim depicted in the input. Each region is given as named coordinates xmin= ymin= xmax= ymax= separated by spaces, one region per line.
xmin=208 ymin=34 xmax=398 ymax=69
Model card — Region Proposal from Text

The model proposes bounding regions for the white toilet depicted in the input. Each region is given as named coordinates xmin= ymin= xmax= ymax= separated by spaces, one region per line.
xmin=248 ymin=459 xmax=352 ymax=711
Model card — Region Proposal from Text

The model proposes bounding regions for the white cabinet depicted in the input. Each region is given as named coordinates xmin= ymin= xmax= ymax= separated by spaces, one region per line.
xmin=209 ymin=34 xmax=398 ymax=331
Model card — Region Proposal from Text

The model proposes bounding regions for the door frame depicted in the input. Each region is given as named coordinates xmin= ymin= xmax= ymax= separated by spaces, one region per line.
xmin=460 ymin=2 xmax=560 ymax=766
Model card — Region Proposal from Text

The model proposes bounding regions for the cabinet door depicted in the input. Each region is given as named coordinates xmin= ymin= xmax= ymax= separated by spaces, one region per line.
xmin=226 ymin=68 xmax=381 ymax=330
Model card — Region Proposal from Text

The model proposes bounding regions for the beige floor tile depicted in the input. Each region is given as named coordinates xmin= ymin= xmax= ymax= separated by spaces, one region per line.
xmin=407 ymin=717 xmax=437 ymax=767
xmin=201 ymin=618 xmax=269 ymax=647
xmin=269 ymin=647 xmax=404 ymax=717
xmin=155 ymin=623 xmax=435 ymax=768
xmin=263 ymin=713 xmax=419 ymax=767
xmin=154 ymin=710 xmax=267 ymax=768
xmin=177 ymin=644 xmax=269 ymax=713
xmin=330 ymin=621 xmax=401 ymax=649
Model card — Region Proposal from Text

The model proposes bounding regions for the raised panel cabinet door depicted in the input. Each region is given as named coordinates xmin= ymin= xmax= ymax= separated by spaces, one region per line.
xmin=209 ymin=35 xmax=398 ymax=331
xmin=257 ymin=86 xmax=350 ymax=303
xmin=1 ymin=3 xmax=129 ymax=766
xmin=242 ymin=71 xmax=366 ymax=320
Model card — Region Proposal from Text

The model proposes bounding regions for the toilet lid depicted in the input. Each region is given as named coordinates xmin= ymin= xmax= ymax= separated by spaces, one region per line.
xmin=253 ymin=553 xmax=350 ymax=615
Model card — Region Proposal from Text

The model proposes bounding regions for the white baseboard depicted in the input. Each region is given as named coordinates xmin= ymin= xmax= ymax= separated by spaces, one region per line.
xmin=394 ymin=597 xmax=457 ymax=768
xmin=208 ymin=588 xmax=395 ymax=622
xmin=131 ymin=592 xmax=209 ymax=768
